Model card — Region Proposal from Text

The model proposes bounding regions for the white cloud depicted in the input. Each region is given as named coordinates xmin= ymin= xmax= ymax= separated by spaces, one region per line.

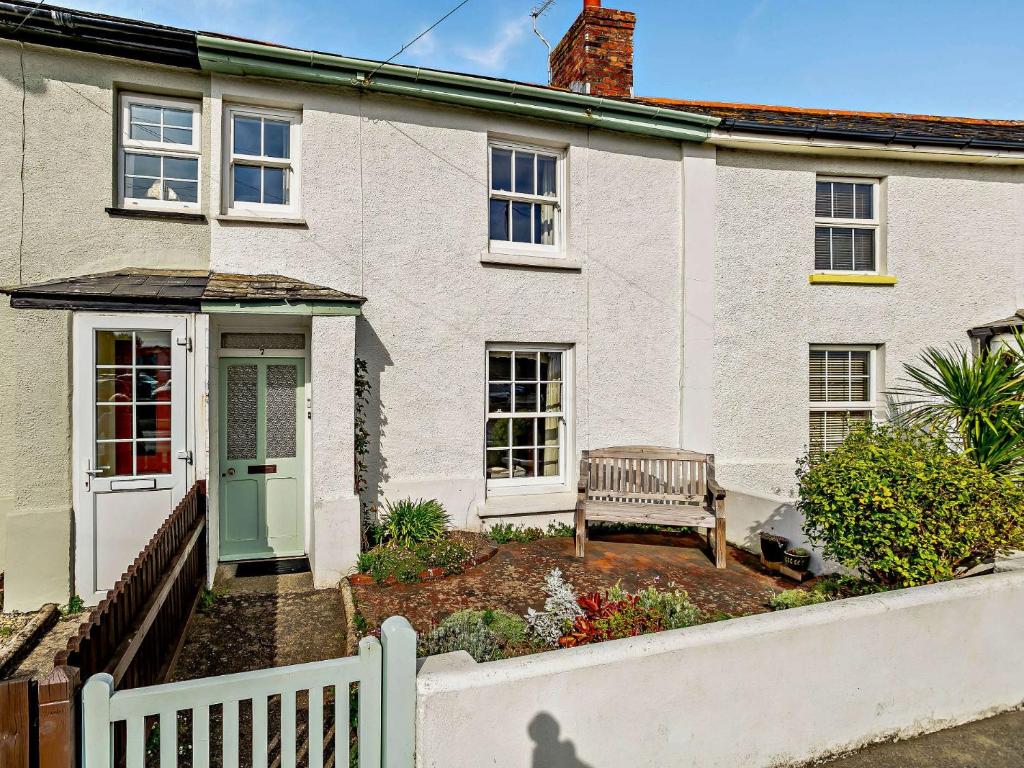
xmin=454 ymin=19 xmax=529 ymax=72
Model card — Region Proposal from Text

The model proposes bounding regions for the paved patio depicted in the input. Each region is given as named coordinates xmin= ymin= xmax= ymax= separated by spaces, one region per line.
xmin=352 ymin=530 xmax=797 ymax=633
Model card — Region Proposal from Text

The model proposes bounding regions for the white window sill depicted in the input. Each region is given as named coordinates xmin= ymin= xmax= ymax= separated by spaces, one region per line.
xmin=480 ymin=251 xmax=581 ymax=270
xmin=479 ymin=490 xmax=577 ymax=518
xmin=215 ymin=214 xmax=307 ymax=226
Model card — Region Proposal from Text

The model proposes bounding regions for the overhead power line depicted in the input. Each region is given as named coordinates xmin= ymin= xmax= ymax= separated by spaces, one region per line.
xmin=364 ymin=0 xmax=474 ymax=82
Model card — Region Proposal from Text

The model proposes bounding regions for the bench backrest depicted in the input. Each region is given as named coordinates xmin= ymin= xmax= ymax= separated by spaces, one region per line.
xmin=580 ymin=446 xmax=714 ymax=506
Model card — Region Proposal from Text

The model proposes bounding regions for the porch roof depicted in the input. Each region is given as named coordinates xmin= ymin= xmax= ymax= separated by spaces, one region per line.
xmin=2 ymin=269 xmax=366 ymax=314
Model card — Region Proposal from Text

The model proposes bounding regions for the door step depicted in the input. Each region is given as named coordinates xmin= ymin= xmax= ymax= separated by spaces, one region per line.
xmin=235 ymin=557 xmax=311 ymax=578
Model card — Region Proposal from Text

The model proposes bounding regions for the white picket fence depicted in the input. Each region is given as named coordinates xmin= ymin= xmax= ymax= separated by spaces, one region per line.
xmin=81 ymin=616 xmax=416 ymax=768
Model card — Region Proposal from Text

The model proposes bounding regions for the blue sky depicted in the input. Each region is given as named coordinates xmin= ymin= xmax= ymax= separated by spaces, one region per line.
xmin=58 ymin=0 xmax=1024 ymax=119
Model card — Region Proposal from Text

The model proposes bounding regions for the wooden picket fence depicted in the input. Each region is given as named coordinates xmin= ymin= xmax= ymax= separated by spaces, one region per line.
xmin=0 ymin=480 xmax=208 ymax=768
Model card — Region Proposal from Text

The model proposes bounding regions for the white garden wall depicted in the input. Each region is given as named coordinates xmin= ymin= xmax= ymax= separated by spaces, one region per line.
xmin=416 ymin=570 xmax=1024 ymax=768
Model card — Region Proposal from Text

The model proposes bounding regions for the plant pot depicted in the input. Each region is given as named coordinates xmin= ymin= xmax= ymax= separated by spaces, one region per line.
xmin=784 ymin=549 xmax=811 ymax=571
xmin=759 ymin=532 xmax=788 ymax=562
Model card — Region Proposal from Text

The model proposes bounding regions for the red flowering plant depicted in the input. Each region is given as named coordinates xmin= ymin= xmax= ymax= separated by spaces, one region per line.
xmin=557 ymin=584 xmax=703 ymax=648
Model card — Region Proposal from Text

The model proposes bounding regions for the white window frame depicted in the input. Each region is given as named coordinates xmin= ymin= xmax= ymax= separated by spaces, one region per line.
xmin=118 ymin=93 xmax=202 ymax=212
xmin=808 ymin=344 xmax=877 ymax=458
xmin=487 ymin=140 xmax=566 ymax=258
xmin=485 ymin=343 xmax=573 ymax=494
xmin=223 ymin=104 xmax=302 ymax=218
xmin=814 ymin=176 xmax=881 ymax=275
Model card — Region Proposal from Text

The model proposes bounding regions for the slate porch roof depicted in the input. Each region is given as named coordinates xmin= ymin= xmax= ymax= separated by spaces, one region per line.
xmin=968 ymin=311 xmax=1024 ymax=340
xmin=2 ymin=269 xmax=366 ymax=311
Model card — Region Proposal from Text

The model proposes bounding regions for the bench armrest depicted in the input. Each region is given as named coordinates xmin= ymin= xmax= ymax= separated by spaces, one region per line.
xmin=577 ymin=458 xmax=590 ymax=497
xmin=707 ymin=477 xmax=726 ymax=502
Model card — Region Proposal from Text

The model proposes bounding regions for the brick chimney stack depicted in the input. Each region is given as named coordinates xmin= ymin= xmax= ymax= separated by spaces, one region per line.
xmin=549 ymin=0 xmax=636 ymax=98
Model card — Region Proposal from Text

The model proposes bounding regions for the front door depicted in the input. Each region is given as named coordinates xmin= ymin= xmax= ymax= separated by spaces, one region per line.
xmin=74 ymin=314 xmax=190 ymax=602
xmin=219 ymin=357 xmax=305 ymax=560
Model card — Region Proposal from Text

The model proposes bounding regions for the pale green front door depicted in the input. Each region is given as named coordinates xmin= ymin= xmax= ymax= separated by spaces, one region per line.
xmin=219 ymin=357 xmax=305 ymax=560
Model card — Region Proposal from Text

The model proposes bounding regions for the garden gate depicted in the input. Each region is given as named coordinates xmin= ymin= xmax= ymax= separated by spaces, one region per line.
xmin=81 ymin=616 xmax=416 ymax=768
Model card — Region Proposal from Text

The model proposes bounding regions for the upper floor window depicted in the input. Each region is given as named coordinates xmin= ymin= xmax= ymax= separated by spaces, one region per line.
xmin=489 ymin=142 xmax=563 ymax=255
xmin=224 ymin=105 xmax=301 ymax=217
xmin=119 ymin=93 xmax=200 ymax=211
xmin=814 ymin=177 xmax=879 ymax=273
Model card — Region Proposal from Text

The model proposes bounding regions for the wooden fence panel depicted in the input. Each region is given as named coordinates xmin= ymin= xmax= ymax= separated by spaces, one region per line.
xmin=0 ymin=677 xmax=32 ymax=768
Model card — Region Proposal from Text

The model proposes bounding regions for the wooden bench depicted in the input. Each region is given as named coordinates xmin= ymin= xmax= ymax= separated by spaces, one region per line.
xmin=575 ymin=446 xmax=728 ymax=568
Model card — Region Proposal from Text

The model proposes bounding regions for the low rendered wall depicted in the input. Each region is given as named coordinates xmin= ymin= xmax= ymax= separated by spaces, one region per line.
xmin=415 ymin=571 xmax=1024 ymax=768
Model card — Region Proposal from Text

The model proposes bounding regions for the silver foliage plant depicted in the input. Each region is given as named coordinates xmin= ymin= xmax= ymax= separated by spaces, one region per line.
xmin=525 ymin=568 xmax=583 ymax=647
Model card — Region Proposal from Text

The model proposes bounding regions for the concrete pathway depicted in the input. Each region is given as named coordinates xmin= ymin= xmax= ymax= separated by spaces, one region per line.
xmin=811 ymin=710 xmax=1024 ymax=767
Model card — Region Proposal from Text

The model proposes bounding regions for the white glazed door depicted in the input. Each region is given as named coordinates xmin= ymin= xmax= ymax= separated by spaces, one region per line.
xmin=74 ymin=314 xmax=189 ymax=601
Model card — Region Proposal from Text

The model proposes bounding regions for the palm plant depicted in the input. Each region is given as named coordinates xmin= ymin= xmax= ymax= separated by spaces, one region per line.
xmin=888 ymin=335 xmax=1024 ymax=476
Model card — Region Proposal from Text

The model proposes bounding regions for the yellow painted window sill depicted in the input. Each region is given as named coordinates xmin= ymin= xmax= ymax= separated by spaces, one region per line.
xmin=808 ymin=274 xmax=897 ymax=286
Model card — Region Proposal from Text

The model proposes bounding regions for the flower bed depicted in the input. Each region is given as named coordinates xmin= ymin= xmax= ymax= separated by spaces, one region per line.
xmin=350 ymin=531 xmax=497 ymax=586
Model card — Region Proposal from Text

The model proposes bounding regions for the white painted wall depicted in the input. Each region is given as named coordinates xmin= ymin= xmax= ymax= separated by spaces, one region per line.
xmin=208 ymin=78 xmax=686 ymax=529
xmin=416 ymin=570 xmax=1024 ymax=768
xmin=713 ymin=150 xmax=1024 ymax=500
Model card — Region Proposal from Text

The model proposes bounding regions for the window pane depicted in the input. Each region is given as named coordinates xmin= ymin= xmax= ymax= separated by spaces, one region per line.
xmin=266 ymin=364 xmax=297 ymax=459
xmin=488 ymin=383 xmax=511 ymax=412
xmin=163 ymin=107 xmax=192 ymax=127
xmin=514 ymin=152 xmax=535 ymax=195
xmin=540 ymin=416 xmax=560 ymax=447
xmin=814 ymin=227 xmax=832 ymax=270
xmin=853 ymin=229 xmax=875 ymax=271
xmin=855 ymin=184 xmax=873 ymax=219
xmin=162 ymin=127 xmax=192 ymax=145
xmin=539 ymin=351 xmax=562 ymax=381
xmin=512 ymin=418 xmax=535 ymax=447
xmin=487 ymin=418 xmax=510 ymax=447
xmin=136 ymin=440 xmax=171 ymax=475
xmin=233 ymin=164 xmax=262 ymax=203
xmin=130 ymin=123 xmax=162 ymax=141
xmin=539 ymin=446 xmax=560 ymax=477
xmin=164 ymin=157 xmax=198 ymax=181
xmin=264 ymin=167 xmax=287 ymax=205
xmin=234 ymin=116 xmax=262 ymax=155
xmin=512 ymin=448 xmax=536 ymax=478
xmin=264 ymin=120 xmax=290 ymax=158
xmin=489 ymin=198 xmax=509 ymax=241
xmin=832 ymin=183 xmax=854 ymax=218
xmin=540 ymin=381 xmax=561 ymax=412
xmin=534 ymin=203 xmax=556 ymax=246
xmin=136 ymin=331 xmax=171 ymax=366
xmin=125 ymin=153 xmax=161 ymax=177
xmin=165 ymin=180 xmax=198 ymax=203
xmin=136 ymin=405 xmax=172 ymax=439
xmin=815 ymin=181 xmax=832 ymax=218
xmin=130 ymin=104 xmax=162 ymax=124
xmin=96 ymin=441 xmax=133 ymax=478
xmin=487 ymin=449 xmax=510 ymax=478
xmin=136 ymin=369 xmax=171 ymax=402
xmin=96 ymin=405 xmax=133 ymax=441
xmin=515 ymin=352 xmax=538 ymax=381
xmin=125 ymin=176 xmax=161 ymax=200
xmin=226 ymin=364 xmax=258 ymax=461
xmin=830 ymin=228 xmax=854 ymax=271
xmin=96 ymin=331 xmax=134 ymax=366
xmin=488 ymin=351 xmax=512 ymax=381
xmin=537 ymin=154 xmax=557 ymax=196
xmin=491 ymin=148 xmax=512 ymax=192
xmin=850 ymin=351 xmax=870 ymax=376
xmin=97 ymin=368 xmax=132 ymax=403
xmin=514 ymin=383 xmax=538 ymax=412
xmin=511 ymin=202 xmax=532 ymax=243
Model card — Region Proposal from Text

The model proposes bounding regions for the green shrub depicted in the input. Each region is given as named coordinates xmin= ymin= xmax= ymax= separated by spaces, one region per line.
xmin=417 ymin=613 xmax=504 ymax=662
xmin=798 ymin=424 xmax=1024 ymax=588
xmin=770 ymin=589 xmax=828 ymax=611
xmin=414 ymin=538 xmax=472 ymax=574
xmin=441 ymin=609 xmax=528 ymax=647
xmin=486 ymin=523 xmax=545 ymax=544
xmin=378 ymin=498 xmax=449 ymax=546
xmin=545 ymin=521 xmax=575 ymax=538
xmin=358 ymin=545 xmax=424 ymax=584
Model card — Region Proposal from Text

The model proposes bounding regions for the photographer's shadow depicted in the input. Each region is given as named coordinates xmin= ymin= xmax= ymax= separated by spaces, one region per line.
xmin=529 ymin=713 xmax=594 ymax=768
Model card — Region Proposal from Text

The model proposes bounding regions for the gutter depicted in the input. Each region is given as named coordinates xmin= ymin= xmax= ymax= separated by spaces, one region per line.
xmin=0 ymin=1 xmax=198 ymax=68
xmin=715 ymin=116 xmax=1024 ymax=153
xmin=196 ymin=35 xmax=719 ymax=144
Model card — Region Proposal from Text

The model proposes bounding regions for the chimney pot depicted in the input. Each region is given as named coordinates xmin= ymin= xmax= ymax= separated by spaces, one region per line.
xmin=583 ymin=0 xmax=601 ymax=7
